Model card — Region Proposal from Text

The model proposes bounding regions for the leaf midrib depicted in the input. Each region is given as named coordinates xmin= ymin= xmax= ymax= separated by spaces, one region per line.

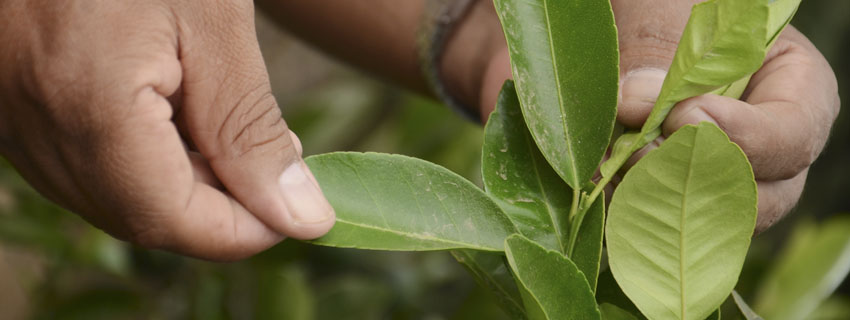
xmin=330 ymin=218 xmax=499 ymax=251
xmin=679 ymin=134 xmax=700 ymax=320
xmin=524 ymin=127 xmax=566 ymax=253
xmin=542 ymin=0 xmax=581 ymax=187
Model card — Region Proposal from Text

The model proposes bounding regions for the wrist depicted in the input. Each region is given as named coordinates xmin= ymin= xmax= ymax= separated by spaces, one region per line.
xmin=439 ymin=0 xmax=507 ymax=121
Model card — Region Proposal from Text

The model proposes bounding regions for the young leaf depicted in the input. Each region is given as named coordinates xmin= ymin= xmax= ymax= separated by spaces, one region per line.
xmin=505 ymin=234 xmax=600 ymax=320
xmin=606 ymin=122 xmax=758 ymax=320
xmin=753 ymin=215 xmax=850 ymax=320
xmin=482 ymin=81 xmax=571 ymax=253
xmin=451 ymin=250 xmax=527 ymax=319
xmin=732 ymin=291 xmax=763 ymax=320
xmin=305 ymin=152 xmax=518 ymax=251
xmin=640 ymin=0 xmax=769 ymax=134
xmin=767 ymin=0 xmax=802 ymax=47
xmin=493 ymin=0 xmax=618 ymax=190
xmin=713 ymin=0 xmax=802 ymax=98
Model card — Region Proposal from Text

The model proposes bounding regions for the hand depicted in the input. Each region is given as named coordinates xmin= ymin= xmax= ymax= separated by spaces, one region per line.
xmin=474 ymin=0 xmax=839 ymax=233
xmin=0 ymin=0 xmax=335 ymax=261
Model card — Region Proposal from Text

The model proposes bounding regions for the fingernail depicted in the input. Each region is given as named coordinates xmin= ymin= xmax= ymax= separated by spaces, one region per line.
xmin=279 ymin=161 xmax=334 ymax=224
xmin=621 ymin=68 xmax=667 ymax=110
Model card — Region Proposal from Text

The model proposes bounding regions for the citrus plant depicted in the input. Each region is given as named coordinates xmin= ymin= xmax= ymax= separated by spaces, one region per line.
xmin=303 ymin=0 xmax=806 ymax=319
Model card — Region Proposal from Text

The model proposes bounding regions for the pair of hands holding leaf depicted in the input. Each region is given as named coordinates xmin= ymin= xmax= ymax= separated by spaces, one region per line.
xmin=0 ymin=0 xmax=838 ymax=260
xmin=475 ymin=0 xmax=839 ymax=234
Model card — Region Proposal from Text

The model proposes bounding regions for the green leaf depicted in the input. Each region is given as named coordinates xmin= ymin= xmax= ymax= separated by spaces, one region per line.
xmin=606 ymin=122 xmax=758 ymax=320
xmin=640 ymin=0 xmax=769 ymax=134
xmin=451 ymin=250 xmax=526 ymax=319
xmin=305 ymin=152 xmax=518 ymax=251
xmin=732 ymin=291 xmax=763 ymax=320
xmin=767 ymin=0 xmax=802 ymax=47
xmin=754 ymin=215 xmax=850 ymax=320
xmin=505 ymin=234 xmax=600 ymax=320
xmin=482 ymin=81 xmax=571 ymax=253
xmin=600 ymin=303 xmax=639 ymax=320
xmin=572 ymin=188 xmax=605 ymax=292
xmin=712 ymin=0 xmax=802 ymax=98
xmin=493 ymin=0 xmax=618 ymax=190
xmin=482 ymin=82 xmax=605 ymax=289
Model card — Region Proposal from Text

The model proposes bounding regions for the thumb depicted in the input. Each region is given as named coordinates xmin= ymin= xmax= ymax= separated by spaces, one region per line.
xmin=613 ymin=0 xmax=700 ymax=128
xmin=176 ymin=1 xmax=334 ymax=239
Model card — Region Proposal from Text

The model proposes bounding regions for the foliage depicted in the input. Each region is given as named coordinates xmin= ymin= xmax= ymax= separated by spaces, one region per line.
xmin=293 ymin=0 xmax=826 ymax=319
xmin=0 ymin=0 xmax=849 ymax=318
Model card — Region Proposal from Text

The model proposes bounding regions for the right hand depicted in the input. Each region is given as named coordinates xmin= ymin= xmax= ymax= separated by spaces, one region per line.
xmin=0 ymin=0 xmax=335 ymax=261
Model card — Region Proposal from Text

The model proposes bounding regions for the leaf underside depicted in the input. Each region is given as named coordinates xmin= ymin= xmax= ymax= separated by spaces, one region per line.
xmin=606 ymin=123 xmax=757 ymax=320
xmin=306 ymin=152 xmax=517 ymax=251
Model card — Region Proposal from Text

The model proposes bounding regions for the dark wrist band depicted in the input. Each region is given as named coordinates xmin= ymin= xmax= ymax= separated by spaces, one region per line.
xmin=418 ymin=0 xmax=478 ymax=121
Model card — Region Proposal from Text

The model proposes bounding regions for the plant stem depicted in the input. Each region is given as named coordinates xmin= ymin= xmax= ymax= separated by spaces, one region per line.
xmin=565 ymin=187 xmax=581 ymax=255
xmin=566 ymin=129 xmax=661 ymax=257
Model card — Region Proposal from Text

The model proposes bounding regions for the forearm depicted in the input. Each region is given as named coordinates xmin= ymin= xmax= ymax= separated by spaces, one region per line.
xmin=255 ymin=0 xmax=506 ymax=117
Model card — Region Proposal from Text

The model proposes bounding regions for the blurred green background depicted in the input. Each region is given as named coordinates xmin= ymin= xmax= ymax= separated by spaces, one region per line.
xmin=1 ymin=1 xmax=848 ymax=319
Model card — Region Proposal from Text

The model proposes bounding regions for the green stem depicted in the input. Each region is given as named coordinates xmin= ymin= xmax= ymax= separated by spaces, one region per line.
xmin=565 ymin=187 xmax=581 ymax=255
xmin=566 ymin=128 xmax=661 ymax=257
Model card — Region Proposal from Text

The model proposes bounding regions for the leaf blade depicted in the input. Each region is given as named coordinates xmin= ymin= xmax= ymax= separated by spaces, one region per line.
xmin=641 ymin=0 xmax=769 ymax=135
xmin=606 ymin=123 xmax=758 ymax=320
xmin=482 ymin=81 xmax=570 ymax=253
xmin=306 ymin=152 xmax=518 ymax=251
xmin=493 ymin=0 xmax=618 ymax=189
xmin=505 ymin=234 xmax=601 ymax=320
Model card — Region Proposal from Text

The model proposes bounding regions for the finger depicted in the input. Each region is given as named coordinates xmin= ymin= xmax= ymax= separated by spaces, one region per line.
xmin=661 ymin=29 xmax=839 ymax=181
xmin=755 ymin=169 xmax=808 ymax=235
xmin=612 ymin=0 xmax=701 ymax=128
xmin=176 ymin=1 xmax=334 ymax=239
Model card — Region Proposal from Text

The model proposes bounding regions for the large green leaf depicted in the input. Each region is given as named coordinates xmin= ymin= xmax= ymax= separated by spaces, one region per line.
xmin=451 ymin=250 xmax=526 ymax=319
xmin=754 ymin=215 xmax=850 ymax=320
xmin=606 ymin=122 xmax=758 ymax=320
xmin=505 ymin=234 xmax=600 ymax=320
xmin=305 ymin=152 xmax=518 ymax=251
xmin=493 ymin=0 xmax=618 ymax=190
xmin=482 ymin=82 xmax=605 ymax=290
xmin=482 ymin=81 xmax=570 ymax=253
xmin=640 ymin=0 xmax=769 ymax=134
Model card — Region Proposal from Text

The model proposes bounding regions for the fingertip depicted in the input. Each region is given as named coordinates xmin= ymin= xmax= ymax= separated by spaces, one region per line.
xmin=618 ymin=68 xmax=666 ymax=128
xmin=288 ymin=130 xmax=304 ymax=156
xmin=276 ymin=160 xmax=336 ymax=240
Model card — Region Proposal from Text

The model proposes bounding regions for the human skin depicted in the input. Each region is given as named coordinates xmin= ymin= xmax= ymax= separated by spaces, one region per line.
xmin=261 ymin=0 xmax=839 ymax=234
xmin=0 ymin=0 xmax=838 ymax=261
xmin=0 ymin=0 xmax=335 ymax=261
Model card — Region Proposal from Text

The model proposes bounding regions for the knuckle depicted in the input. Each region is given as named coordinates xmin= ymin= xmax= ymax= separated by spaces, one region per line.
xmin=215 ymin=88 xmax=289 ymax=160
xmin=620 ymin=26 xmax=680 ymax=69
